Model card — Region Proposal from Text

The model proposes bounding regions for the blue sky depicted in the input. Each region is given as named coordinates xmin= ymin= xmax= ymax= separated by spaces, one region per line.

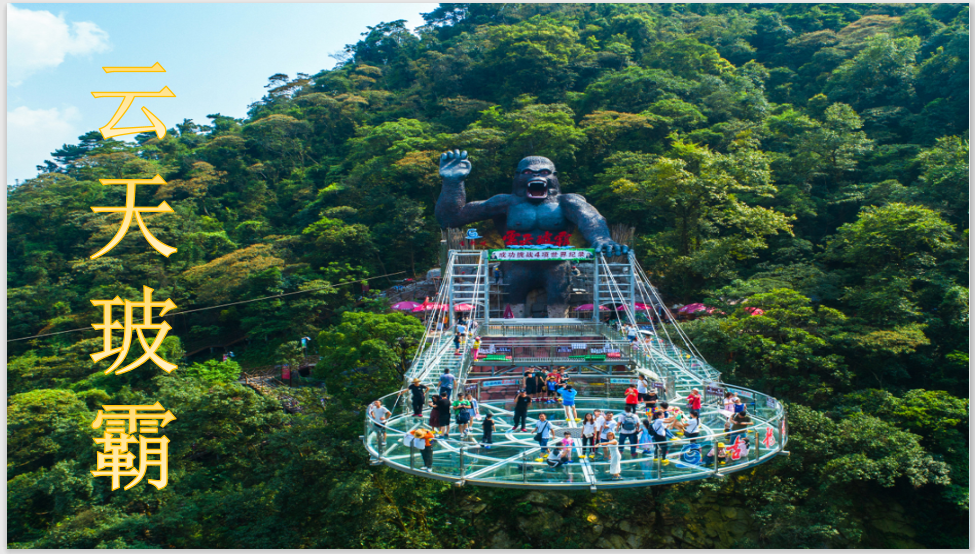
xmin=6 ymin=3 xmax=432 ymax=185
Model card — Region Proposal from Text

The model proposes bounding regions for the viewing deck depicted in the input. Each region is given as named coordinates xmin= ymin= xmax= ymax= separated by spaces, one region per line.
xmin=365 ymin=386 xmax=787 ymax=490
xmin=362 ymin=250 xmax=788 ymax=489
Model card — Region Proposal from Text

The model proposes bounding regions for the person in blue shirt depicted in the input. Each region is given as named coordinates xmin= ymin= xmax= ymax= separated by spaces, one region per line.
xmin=560 ymin=384 xmax=579 ymax=422
xmin=439 ymin=369 xmax=455 ymax=399
xmin=534 ymin=414 xmax=553 ymax=455
xmin=545 ymin=374 xmax=558 ymax=403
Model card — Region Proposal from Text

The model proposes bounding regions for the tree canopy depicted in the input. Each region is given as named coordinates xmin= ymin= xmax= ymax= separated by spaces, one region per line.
xmin=7 ymin=3 xmax=969 ymax=548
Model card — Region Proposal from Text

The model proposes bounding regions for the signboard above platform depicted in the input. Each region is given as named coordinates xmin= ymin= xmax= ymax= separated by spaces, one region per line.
xmin=480 ymin=378 xmax=520 ymax=388
xmin=489 ymin=248 xmax=594 ymax=261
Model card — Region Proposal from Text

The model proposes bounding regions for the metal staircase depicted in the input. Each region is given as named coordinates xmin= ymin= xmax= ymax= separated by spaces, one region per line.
xmin=446 ymin=250 xmax=489 ymax=323
xmin=595 ymin=253 xmax=721 ymax=404
xmin=405 ymin=250 xmax=721 ymax=407
xmin=404 ymin=251 xmax=488 ymax=398
xmin=592 ymin=260 xmax=635 ymax=315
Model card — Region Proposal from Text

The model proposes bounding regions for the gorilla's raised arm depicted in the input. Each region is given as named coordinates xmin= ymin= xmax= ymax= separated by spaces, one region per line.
xmin=560 ymin=193 xmax=629 ymax=257
xmin=434 ymin=149 xmax=511 ymax=228
xmin=435 ymin=188 xmax=512 ymax=228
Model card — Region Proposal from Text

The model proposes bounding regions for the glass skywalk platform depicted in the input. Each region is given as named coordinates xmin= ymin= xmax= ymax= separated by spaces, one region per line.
xmin=362 ymin=250 xmax=788 ymax=489
xmin=365 ymin=389 xmax=786 ymax=490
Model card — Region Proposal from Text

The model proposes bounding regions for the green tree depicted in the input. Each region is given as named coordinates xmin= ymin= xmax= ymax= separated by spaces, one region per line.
xmin=8 ymin=389 xmax=93 ymax=479
xmin=689 ymin=288 xmax=849 ymax=399
xmin=825 ymin=203 xmax=956 ymax=276
xmin=601 ymin=134 xmax=793 ymax=293
xmin=914 ymin=135 xmax=969 ymax=228
xmin=786 ymin=102 xmax=874 ymax=195
xmin=475 ymin=16 xmax=595 ymax=102
xmin=741 ymin=403 xmax=952 ymax=548
xmin=474 ymin=102 xmax=587 ymax=169
xmin=825 ymin=33 xmax=919 ymax=111
xmin=314 ymin=311 xmax=425 ymax=405
xmin=182 ymin=359 xmax=242 ymax=385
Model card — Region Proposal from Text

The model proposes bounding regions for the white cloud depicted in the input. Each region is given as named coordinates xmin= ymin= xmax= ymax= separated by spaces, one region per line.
xmin=7 ymin=5 xmax=111 ymax=85
xmin=7 ymin=105 xmax=82 ymax=185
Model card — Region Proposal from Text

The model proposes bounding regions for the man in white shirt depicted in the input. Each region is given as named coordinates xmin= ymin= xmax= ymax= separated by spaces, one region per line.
xmin=650 ymin=411 xmax=670 ymax=464
xmin=636 ymin=376 xmax=649 ymax=409
xmin=368 ymin=400 xmax=392 ymax=441
xmin=595 ymin=410 xmax=613 ymax=459
xmin=547 ymin=438 xmax=571 ymax=469
xmin=684 ymin=410 xmax=702 ymax=443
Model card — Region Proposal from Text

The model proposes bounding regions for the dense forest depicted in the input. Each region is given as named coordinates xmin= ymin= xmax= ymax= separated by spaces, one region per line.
xmin=7 ymin=3 xmax=969 ymax=548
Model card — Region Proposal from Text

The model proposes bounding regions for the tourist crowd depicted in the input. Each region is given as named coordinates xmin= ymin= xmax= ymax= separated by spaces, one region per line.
xmin=374 ymin=369 xmax=756 ymax=477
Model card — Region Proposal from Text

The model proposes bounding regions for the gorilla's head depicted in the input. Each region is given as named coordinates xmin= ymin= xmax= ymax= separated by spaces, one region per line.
xmin=512 ymin=156 xmax=560 ymax=204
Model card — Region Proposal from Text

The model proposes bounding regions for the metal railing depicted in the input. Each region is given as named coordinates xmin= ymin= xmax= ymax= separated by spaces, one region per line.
xmin=363 ymin=380 xmax=787 ymax=489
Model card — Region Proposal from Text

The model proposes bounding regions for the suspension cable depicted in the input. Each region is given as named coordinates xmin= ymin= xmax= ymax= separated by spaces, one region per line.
xmin=632 ymin=259 xmax=709 ymax=364
xmin=7 ymin=271 xmax=406 ymax=343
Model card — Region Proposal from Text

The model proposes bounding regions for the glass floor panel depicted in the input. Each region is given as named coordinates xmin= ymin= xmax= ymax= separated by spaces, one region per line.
xmin=368 ymin=389 xmax=786 ymax=488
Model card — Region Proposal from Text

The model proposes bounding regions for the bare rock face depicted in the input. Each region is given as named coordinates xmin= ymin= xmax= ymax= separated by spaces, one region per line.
xmin=721 ymin=506 xmax=740 ymax=520
xmin=618 ymin=519 xmax=639 ymax=534
xmin=516 ymin=505 xmax=564 ymax=537
xmin=487 ymin=530 xmax=518 ymax=549
xmin=523 ymin=490 xmax=573 ymax=509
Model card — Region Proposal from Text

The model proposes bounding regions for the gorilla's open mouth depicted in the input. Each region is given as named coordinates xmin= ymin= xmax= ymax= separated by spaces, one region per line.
xmin=527 ymin=180 xmax=547 ymax=198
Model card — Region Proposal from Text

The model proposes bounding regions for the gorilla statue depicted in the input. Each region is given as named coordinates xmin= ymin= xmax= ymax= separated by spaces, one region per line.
xmin=435 ymin=149 xmax=629 ymax=318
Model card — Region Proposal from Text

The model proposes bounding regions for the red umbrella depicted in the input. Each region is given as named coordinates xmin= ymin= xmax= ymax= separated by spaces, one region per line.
xmin=744 ymin=307 xmax=765 ymax=316
xmin=574 ymin=304 xmax=610 ymax=311
xmin=503 ymin=304 xmax=513 ymax=319
xmin=412 ymin=303 xmax=447 ymax=312
xmin=634 ymin=303 xmax=653 ymax=311
xmin=455 ymin=303 xmax=474 ymax=311
xmin=391 ymin=301 xmax=421 ymax=311
xmin=678 ymin=303 xmax=709 ymax=314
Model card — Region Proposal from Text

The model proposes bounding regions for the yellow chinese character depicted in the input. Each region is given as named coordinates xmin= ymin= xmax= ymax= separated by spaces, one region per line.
xmin=91 ymin=402 xmax=175 ymax=490
xmin=91 ymin=86 xmax=175 ymax=139
xmin=91 ymin=286 xmax=177 ymax=375
xmin=92 ymin=430 xmax=138 ymax=490
xmin=90 ymin=174 xmax=177 ymax=258
xmin=102 ymin=62 xmax=165 ymax=73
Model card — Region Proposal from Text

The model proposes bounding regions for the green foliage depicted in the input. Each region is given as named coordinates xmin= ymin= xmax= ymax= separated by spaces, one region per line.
xmin=825 ymin=203 xmax=956 ymax=274
xmin=181 ymin=359 xmax=242 ymax=384
xmin=315 ymin=311 xmax=425 ymax=405
xmin=914 ymin=135 xmax=969 ymax=227
xmin=735 ymin=401 xmax=954 ymax=548
xmin=825 ymin=33 xmax=920 ymax=111
xmin=601 ymin=135 xmax=793 ymax=293
xmin=8 ymin=389 xmax=93 ymax=479
xmin=6 ymin=3 xmax=969 ymax=548
xmin=688 ymin=288 xmax=849 ymax=399
xmin=476 ymin=16 xmax=595 ymax=102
